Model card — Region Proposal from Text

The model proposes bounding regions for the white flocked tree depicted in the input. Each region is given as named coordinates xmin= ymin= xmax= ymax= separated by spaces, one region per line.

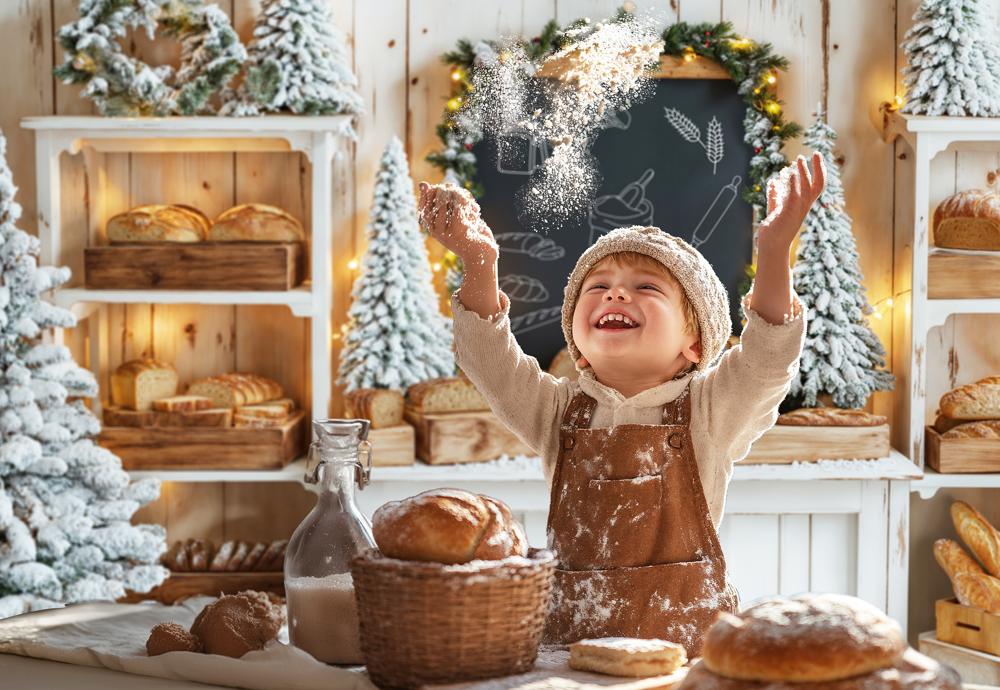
xmin=0 ymin=131 xmax=167 ymax=618
xmin=222 ymin=0 xmax=362 ymax=117
xmin=787 ymin=107 xmax=894 ymax=410
xmin=900 ymin=0 xmax=1000 ymax=116
xmin=337 ymin=137 xmax=456 ymax=392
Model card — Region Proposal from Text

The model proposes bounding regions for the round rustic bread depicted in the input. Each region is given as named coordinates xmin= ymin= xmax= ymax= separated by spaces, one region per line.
xmin=701 ymin=594 xmax=906 ymax=682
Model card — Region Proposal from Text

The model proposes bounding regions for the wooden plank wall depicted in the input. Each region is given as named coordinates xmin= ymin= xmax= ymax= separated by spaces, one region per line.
xmin=1 ymin=0 xmax=986 ymax=553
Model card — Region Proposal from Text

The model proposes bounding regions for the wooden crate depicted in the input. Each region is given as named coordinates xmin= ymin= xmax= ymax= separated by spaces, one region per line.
xmin=919 ymin=631 xmax=1000 ymax=686
xmin=101 ymin=410 xmax=307 ymax=470
xmin=936 ymin=598 xmax=1000 ymax=657
xmin=745 ymin=424 xmax=891 ymax=464
xmin=404 ymin=409 xmax=533 ymax=465
xmin=120 ymin=572 xmax=285 ymax=605
xmin=369 ymin=424 xmax=415 ymax=467
xmin=926 ymin=426 xmax=1000 ymax=473
xmin=84 ymin=242 xmax=306 ymax=291
xmin=928 ymin=250 xmax=1000 ymax=299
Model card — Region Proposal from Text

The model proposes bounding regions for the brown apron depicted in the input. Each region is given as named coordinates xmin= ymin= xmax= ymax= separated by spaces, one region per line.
xmin=542 ymin=386 xmax=738 ymax=657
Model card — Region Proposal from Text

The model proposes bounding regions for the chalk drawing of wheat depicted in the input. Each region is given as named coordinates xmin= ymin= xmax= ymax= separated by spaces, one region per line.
xmin=664 ymin=108 xmax=726 ymax=174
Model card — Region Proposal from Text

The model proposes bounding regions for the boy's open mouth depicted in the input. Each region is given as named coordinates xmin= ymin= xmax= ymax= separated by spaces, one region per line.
xmin=594 ymin=312 xmax=640 ymax=330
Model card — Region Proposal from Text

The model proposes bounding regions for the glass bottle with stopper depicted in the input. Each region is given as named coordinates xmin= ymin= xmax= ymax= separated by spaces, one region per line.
xmin=285 ymin=418 xmax=375 ymax=665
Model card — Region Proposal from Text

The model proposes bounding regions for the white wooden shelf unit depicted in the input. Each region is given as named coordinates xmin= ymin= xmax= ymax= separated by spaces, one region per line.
xmin=879 ymin=110 xmax=1000 ymax=486
xmin=21 ymin=115 xmax=352 ymax=424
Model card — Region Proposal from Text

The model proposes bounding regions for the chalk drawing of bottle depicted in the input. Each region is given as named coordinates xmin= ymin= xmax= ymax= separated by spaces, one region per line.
xmin=690 ymin=176 xmax=741 ymax=249
xmin=496 ymin=125 xmax=550 ymax=175
xmin=588 ymin=168 xmax=656 ymax=244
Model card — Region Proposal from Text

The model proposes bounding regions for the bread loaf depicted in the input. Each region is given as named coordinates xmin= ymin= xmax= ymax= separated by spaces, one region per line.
xmin=187 ymin=373 xmax=283 ymax=409
xmin=952 ymin=500 xmax=1000 ymax=576
xmin=226 ymin=542 xmax=250 ymax=572
xmin=939 ymin=375 xmax=1000 ymax=420
xmin=103 ymin=406 xmax=155 ymax=427
xmin=933 ymin=189 xmax=1000 ymax=250
xmin=107 ymin=204 xmax=210 ymax=243
xmin=208 ymin=203 xmax=305 ymax=242
xmin=111 ymin=359 xmax=179 ymax=411
xmin=700 ymin=593 xmax=906 ymax=682
xmin=178 ymin=408 xmax=233 ymax=428
xmin=152 ymin=395 xmax=213 ymax=412
xmin=372 ymin=489 xmax=528 ymax=564
xmin=234 ymin=399 xmax=295 ymax=420
xmin=210 ymin=541 xmax=235 ymax=572
xmin=255 ymin=540 xmax=287 ymax=572
xmin=547 ymin=348 xmax=579 ymax=382
xmin=777 ymin=407 xmax=888 ymax=427
xmin=934 ymin=538 xmax=985 ymax=606
xmin=954 ymin=572 xmax=1000 ymax=613
xmin=934 ymin=414 xmax=967 ymax=435
xmin=405 ymin=377 xmax=488 ymax=414
xmin=233 ymin=414 xmax=287 ymax=428
xmin=942 ymin=420 xmax=1000 ymax=438
xmin=344 ymin=388 xmax=404 ymax=428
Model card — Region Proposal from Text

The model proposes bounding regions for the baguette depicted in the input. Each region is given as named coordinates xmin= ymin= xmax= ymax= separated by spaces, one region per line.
xmin=106 ymin=204 xmax=210 ymax=244
xmin=343 ymin=388 xmax=404 ymax=428
xmin=939 ymin=375 xmax=1000 ymax=420
xmin=208 ymin=203 xmax=305 ymax=242
xmin=777 ymin=407 xmax=887 ymax=427
xmin=933 ymin=189 xmax=1000 ymax=250
xmin=934 ymin=538 xmax=985 ymax=606
xmin=405 ymin=376 xmax=488 ymax=414
xmin=933 ymin=414 xmax=967 ymax=435
xmin=954 ymin=572 xmax=1000 ymax=613
xmin=111 ymin=359 xmax=179 ymax=411
xmin=942 ymin=419 xmax=1000 ymax=438
xmin=951 ymin=500 xmax=1000 ymax=576
xmin=152 ymin=395 xmax=213 ymax=412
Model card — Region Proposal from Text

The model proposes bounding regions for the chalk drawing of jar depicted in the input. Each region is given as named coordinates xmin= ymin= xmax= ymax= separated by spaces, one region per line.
xmin=496 ymin=126 xmax=550 ymax=176
xmin=588 ymin=168 xmax=655 ymax=244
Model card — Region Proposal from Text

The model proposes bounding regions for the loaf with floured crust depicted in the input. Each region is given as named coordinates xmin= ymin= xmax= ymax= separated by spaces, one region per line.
xmin=107 ymin=204 xmax=210 ymax=244
xmin=700 ymin=594 xmax=906 ymax=682
xmin=933 ymin=188 xmax=1000 ymax=250
xmin=939 ymin=375 xmax=1000 ymax=420
xmin=954 ymin=572 xmax=1000 ymax=613
xmin=942 ymin=419 xmax=1000 ymax=438
xmin=404 ymin=377 xmax=488 ymax=414
xmin=344 ymin=388 xmax=404 ymax=428
xmin=951 ymin=500 xmax=1000 ymax=576
xmin=569 ymin=637 xmax=686 ymax=678
xmin=208 ymin=203 xmax=305 ymax=242
xmin=777 ymin=407 xmax=887 ymax=427
xmin=934 ymin=538 xmax=985 ymax=606
xmin=372 ymin=489 xmax=527 ymax=564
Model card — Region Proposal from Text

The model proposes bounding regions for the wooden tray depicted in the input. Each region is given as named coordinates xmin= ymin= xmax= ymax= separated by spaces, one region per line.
xmin=120 ymin=572 xmax=285 ymax=605
xmin=926 ymin=426 xmax=1000 ymax=473
xmin=919 ymin=631 xmax=1000 ymax=686
xmin=936 ymin=598 xmax=1000 ymax=657
xmin=929 ymin=249 xmax=1000 ymax=299
xmin=84 ymin=242 xmax=306 ymax=291
xmin=369 ymin=424 xmax=415 ymax=466
xmin=745 ymin=424 xmax=891 ymax=464
xmin=404 ymin=409 xmax=533 ymax=465
xmin=100 ymin=410 xmax=307 ymax=470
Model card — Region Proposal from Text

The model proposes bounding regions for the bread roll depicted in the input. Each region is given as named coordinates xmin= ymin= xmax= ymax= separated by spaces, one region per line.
xmin=226 ymin=542 xmax=250 ymax=572
xmin=208 ymin=203 xmax=305 ymax=242
xmin=344 ymin=388 xmax=404 ymax=428
xmin=372 ymin=489 xmax=528 ymax=564
xmin=187 ymin=373 xmax=283 ymax=409
xmin=547 ymin=348 xmax=579 ymax=382
xmin=111 ymin=359 xmax=179 ymax=411
xmin=942 ymin=419 xmax=1000 ymax=438
xmin=951 ymin=500 xmax=1000 ymax=576
xmin=954 ymin=572 xmax=1000 ymax=613
xmin=210 ymin=541 xmax=235 ymax=572
xmin=405 ymin=377 xmax=488 ymax=414
xmin=107 ymin=204 xmax=210 ymax=243
xmin=240 ymin=542 xmax=268 ymax=571
xmin=152 ymin=395 xmax=213 ymax=412
xmin=776 ymin=407 xmax=887 ymax=426
xmin=700 ymin=594 xmax=905 ymax=682
xmin=933 ymin=189 xmax=1000 ymax=250
xmin=569 ymin=638 xmax=686 ymax=678
xmin=255 ymin=540 xmax=287 ymax=572
xmin=939 ymin=375 xmax=1000 ymax=420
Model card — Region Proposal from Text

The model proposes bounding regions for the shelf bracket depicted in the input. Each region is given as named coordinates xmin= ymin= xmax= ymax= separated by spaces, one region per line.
xmin=913 ymin=485 xmax=940 ymax=500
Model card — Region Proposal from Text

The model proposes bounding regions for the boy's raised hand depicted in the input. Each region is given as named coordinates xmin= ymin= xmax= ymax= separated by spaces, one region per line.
xmin=757 ymin=151 xmax=826 ymax=254
xmin=418 ymin=182 xmax=499 ymax=265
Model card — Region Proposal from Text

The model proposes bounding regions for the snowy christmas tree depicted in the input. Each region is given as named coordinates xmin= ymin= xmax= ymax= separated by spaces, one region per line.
xmin=222 ymin=0 xmax=362 ymax=118
xmin=787 ymin=107 xmax=894 ymax=409
xmin=337 ymin=137 xmax=456 ymax=391
xmin=0 ymin=131 xmax=167 ymax=618
xmin=900 ymin=0 xmax=1000 ymax=116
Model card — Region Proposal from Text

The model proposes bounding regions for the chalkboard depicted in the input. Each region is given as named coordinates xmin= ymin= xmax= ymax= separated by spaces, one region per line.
xmin=472 ymin=76 xmax=753 ymax=370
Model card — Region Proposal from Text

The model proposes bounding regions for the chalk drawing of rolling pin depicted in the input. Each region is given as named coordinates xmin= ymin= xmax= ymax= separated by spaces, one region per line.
xmin=588 ymin=168 xmax=656 ymax=244
xmin=690 ymin=176 xmax=741 ymax=249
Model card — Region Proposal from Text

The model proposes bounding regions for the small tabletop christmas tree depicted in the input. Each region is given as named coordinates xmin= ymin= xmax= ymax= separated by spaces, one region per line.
xmin=223 ymin=0 xmax=362 ymax=117
xmin=900 ymin=0 xmax=1000 ymax=116
xmin=0 ymin=132 xmax=166 ymax=618
xmin=337 ymin=137 xmax=456 ymax=391
xmin=787 ymin=107 xmax=894 ymax=410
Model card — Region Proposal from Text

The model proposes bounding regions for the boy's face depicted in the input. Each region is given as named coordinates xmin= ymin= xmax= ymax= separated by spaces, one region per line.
xmin=572 ymin=259 xmax=701 ymax=383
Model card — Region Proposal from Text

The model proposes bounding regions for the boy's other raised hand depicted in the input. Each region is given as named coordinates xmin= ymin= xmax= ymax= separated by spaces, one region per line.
xmin=757 ymin=151 xmax=826 ymax=255
xmin=418 ymin=182 xmax=499 ymax=265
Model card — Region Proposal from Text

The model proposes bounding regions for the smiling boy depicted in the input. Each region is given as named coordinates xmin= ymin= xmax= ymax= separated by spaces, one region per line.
xmin=418 ymin=152 xmax=825 ymax=655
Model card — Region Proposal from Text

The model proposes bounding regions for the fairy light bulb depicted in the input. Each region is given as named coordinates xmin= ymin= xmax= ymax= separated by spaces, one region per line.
xmin=450 ymin=68 xmax=464 ymax=82
xmin=347 ymin=258 xmax=358 ymax=271
xmin=765 ymin=73 xmax=776 ymax=85
xmin=446 ymin=97 xmax=462 ymax=112
xmin=432 ymin=262 xmax=442 ymax=273
xmin=766 ymin=101 xmax=781 ymax=115
xmin=683 ymin=51 xmax=696 ymax=62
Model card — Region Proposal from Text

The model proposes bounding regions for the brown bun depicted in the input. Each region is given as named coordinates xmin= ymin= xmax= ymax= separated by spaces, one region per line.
xmin=190 ymin=590 xmax=285 ymax=658
xmin=372 ymin=489 xmax=527 ymax=564
xmin=678 ymin=648 xmax=960 ymax=689
xmin=701 ymin=594 xmax=905 ymax=682
xmin=146 ymin=622 xmax=202 ymax=655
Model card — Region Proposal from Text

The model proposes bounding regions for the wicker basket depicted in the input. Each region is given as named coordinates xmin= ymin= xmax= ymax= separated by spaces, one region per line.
xmin=351 ymin=547 xmax=556 ymax=689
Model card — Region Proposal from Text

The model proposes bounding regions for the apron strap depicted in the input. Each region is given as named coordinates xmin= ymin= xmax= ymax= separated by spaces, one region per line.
xmin=661 ymin=384 xmax=692 ymax=425
xmin=560 ymin=391 xmax=597 ymax=446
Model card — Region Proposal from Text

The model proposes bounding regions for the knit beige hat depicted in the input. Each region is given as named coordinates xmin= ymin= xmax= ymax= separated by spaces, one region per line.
xmin=561 ymin=226 xmax=731 ymax=372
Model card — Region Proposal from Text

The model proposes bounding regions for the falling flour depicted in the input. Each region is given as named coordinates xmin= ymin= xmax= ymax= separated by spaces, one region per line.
xmin=462 ymin=17 xmax=663 ymax=234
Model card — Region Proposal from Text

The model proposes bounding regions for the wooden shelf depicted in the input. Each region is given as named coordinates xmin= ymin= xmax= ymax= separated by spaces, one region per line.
xmin=926 ymin=298 xmax=1000 ymax=330
xmin=54 ymin=286 xmax=317 ymax=319
xmin=911 ymin=467 xmax=1000 ymax=499
xmin=928 ymin=249 xmax=1000 ymax=300
xmin=880 ymin=108 xmax=1000 ymax=152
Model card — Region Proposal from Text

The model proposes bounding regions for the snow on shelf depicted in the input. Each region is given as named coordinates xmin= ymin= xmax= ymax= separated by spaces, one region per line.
xmin=734 ymin=450 xmax=920 ymax=481
xmin=55 ymin=286 xmax=316 ymax=318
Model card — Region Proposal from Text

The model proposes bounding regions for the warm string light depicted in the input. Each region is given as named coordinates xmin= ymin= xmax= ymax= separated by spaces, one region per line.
xmin=870 ymin=296 xmax=895 ymax=320
xmin=728 ymin=37 xmax=754 ymax=50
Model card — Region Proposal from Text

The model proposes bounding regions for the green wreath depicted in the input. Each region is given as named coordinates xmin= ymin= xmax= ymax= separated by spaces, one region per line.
xmin=55 ymin=0 xmax=247 ymax=116
xmin=427 ymin=11 xmax=802 ymax=289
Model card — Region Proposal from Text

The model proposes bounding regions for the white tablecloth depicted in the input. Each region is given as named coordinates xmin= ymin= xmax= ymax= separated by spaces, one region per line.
xmin=0 ymin=597 xmax=377 ymax=690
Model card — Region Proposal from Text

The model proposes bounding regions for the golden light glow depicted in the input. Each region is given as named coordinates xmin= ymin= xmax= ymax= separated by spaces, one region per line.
xmin=729 ymin=37 xmax=753 ymax=50
xmin=765 ymin=101 xmax=781 ymax=115
xmin=893 ymin=94 xmax=905 ymax=109
xmin=450 ymin=68 xmax=464 ymax=82
xmin=765 ymin=73 xmax=776 ymax=85
xmin=446 ymin=97 xmax=463 ymax=112
xmin=432 ymin=262 xmax=442 ymax=272
xmin=347 ymin=258 xmax=358 ymax=270
xmin=683 ymin=51 xmax=696 ymax=62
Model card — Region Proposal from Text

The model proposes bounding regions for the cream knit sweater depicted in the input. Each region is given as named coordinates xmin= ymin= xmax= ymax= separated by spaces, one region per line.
xmin=451 ymin=285 xmax=806 ymax=529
